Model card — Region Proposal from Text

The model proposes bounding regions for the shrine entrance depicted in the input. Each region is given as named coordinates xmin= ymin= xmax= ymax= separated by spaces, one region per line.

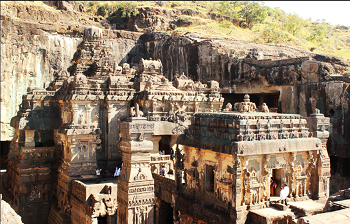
xmin=273 ymin=169 xmax=282 ymax=196
xmin=97 ymin=216 xmax=107 ymax=224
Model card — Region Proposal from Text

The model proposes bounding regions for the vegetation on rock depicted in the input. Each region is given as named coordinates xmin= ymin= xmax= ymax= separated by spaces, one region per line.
xmin=77 ymin=1 xmax=349 ymax=59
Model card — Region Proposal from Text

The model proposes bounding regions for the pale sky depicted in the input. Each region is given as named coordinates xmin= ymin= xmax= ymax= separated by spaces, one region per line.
xmin=264 ymin=1 xmax=350 ymax=26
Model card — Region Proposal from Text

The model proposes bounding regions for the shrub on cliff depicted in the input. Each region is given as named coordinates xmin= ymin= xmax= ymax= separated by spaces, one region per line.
xmin=107 ymin=1 xmax=139 ymax=25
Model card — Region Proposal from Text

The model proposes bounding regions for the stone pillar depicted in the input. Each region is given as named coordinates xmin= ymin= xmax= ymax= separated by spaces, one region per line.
xmin=307 ymin=109 xmax=331 ymax=200
xmin=150 ymin=136 xmax=162 ymax=154
xmin=72 ymin=104 xmax=79 ymax=125
xmin=86 ymin=103 xmax=93 ymax=125
xmin=117 ymin=117 xmax=155 ymax=224
xmin=170 ymin=135 xmax=178 ymax=151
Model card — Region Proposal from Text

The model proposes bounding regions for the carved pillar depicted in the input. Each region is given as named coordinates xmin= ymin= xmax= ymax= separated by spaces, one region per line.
xmin=117 ymin=117 xmax=155 ymax=224
xmin=307 ymin=109 xmax=330 ymax=200
xmin=289 ymin=152 xmax=296 ymax=199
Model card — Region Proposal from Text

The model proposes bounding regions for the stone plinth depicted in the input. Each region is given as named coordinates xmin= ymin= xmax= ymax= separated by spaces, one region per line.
xmin=117 ymin=117 xmax=155 ymax=224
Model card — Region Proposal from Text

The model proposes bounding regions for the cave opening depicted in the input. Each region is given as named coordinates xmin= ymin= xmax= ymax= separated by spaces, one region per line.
xmin=221 ymin=93 xmax=280 ymax=112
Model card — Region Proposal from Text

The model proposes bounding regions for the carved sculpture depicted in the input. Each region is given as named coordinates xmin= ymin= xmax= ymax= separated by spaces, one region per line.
xmin=234 ymin=94 xmax=257 ymax=112
xmin=262 ymin=103 xmax=269 ymax=113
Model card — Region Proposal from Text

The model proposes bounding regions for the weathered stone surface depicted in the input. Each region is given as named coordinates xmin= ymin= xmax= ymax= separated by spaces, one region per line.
xmin=1 ymin=197 xmax=24 ymax=224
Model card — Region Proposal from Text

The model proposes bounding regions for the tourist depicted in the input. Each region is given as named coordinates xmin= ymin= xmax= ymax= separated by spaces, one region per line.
xmin=270 ymin=177 xmax=277 ymax=196
xmin=114 ymin=167 xmax=121 ymax=177
xmin=96 ymin=168 xmax=102 ymax=183
xmin=162 ymin=165 xmax=167 ymax=177
xmin=160 ymin=166 xmax=163 ymax=176
xmin=280 ymin=184 xmax=289 ymax=205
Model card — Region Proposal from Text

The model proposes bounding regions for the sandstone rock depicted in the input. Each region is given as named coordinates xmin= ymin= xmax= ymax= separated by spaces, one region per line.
xmin=301 ymin=60 xmax=320 ymax=75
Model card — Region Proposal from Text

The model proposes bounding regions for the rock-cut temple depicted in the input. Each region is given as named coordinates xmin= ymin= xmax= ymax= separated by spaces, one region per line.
xmin=3 ymin=26 xmax=332 ymax=224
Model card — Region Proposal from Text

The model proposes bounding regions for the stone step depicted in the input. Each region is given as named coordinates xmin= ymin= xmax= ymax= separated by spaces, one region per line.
xmin=270 ymin=201 xmax=290 ymax=211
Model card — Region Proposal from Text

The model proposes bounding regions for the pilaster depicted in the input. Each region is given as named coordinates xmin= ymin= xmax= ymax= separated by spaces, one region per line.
xmin=117 ymin=117 xmax=155 ymax=224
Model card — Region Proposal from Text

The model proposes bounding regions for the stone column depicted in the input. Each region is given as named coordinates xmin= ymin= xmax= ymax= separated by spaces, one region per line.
xmin=117 ymin=117 xmax=155 ymax=224
xmin=72 ymin=104 xmax=79 ymax=125
xmin=150 ymin=136 xmax=162 ymax=154
xmin=307 ymin=109 xmax=331 ymax=200
xmin=170 ymin=135 xmax=178 ymax=149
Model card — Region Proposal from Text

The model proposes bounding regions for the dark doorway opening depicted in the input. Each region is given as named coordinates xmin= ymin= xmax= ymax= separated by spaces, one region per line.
xmin=158 ymin=199 xmax=173 ymax=223
xmin=273 ymin=168 xmax=282 ymax=196
xmin=206 ymin=165 xmax=215 ymax=192
xmin=97 ymin=216 xmax=107 ymax=224
xmin=342 ymin=158 xmax=350 ymax=177
xmin=1 ymin=141 xmax=10 ymax=169
xmin=221 ymin=93 xmax=280 ymax=112
xmin=330 ymin=156 xmax=337 ymax=174
xmin=159 ymin=135 xmax=172 ymax=155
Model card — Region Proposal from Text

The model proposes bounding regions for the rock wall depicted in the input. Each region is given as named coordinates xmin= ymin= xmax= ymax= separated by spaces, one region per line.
xmin=1 ymin=19 xmax=81 ymax=140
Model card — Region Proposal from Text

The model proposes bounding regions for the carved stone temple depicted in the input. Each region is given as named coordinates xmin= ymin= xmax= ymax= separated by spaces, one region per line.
xmin=2 ymin=27 xmax=332 ymax=224
xmin=175 ymin=101 xmax=330 ymax=223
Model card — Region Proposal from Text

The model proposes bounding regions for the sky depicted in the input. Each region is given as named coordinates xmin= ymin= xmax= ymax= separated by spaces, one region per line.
xmin=263 ymin=1 xmax=350 ymax=26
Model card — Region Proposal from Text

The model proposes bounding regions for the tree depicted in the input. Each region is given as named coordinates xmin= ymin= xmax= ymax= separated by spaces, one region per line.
xmin=309 ymin=21 xmax=332 ymax=42
xmin=263 ymin=22 xmax=288 ymax=43
xmin=219 ymin=1 xmax=243 ymax=22
xmin=107 ymin=1 xmax=139 ymax=26
xmin=284 ymin=13 xmax=305 ymax=36
xmin=239 ymin=1 xmax=268 ymax=29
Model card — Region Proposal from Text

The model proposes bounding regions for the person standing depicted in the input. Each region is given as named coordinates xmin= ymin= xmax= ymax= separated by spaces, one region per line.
xmin=162 ymin=165 xmax=167 ymax=177
xmin=96 ymin=168 xmax=102 ymax=183
xmin=280 ymin=184 xmax=289 ymax=205
xmin=270 ymin=177 xmax=277 ymax=196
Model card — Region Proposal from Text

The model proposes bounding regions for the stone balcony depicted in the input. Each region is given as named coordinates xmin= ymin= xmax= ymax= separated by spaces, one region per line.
xmin=150 ymin=154 xmax=174 ymax=175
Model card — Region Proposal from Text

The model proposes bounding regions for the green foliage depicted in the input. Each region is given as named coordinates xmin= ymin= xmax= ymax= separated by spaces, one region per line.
xmin=219 ymin=1 xmax=242 ymax=21
xmin=239 ymin=1 xmax=268 ymax=29
xmin=117 ymin=2 xmax=139 ymax=18
xmin=86 ymin=3 xmax=98 ymax=16
xmin=262 ymin=22 xmax=288 ymax=43
xmin=97 ymin=4 xmax=112 ymax=17
xmin=284 ymin=13 xmax=305 ymax=36
xmin=308 ymin=21 xmax=332 ymax=42
xmin=219 ymin=20 xmax=233 ymax=28
xmin=107 ymin=2 xmax=139 ymax=24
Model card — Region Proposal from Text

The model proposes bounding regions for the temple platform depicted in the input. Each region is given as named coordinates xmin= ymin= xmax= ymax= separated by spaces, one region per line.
xmin=298 ymin=208 xmax=350 ymax=224
xmin=249 ymin=207 xmax=295 ymax=224
xmin=288 ymin=200 xmax=325 ymax=216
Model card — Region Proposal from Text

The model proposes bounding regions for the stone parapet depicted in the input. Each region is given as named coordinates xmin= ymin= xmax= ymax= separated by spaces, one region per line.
xmin=185 ymin=112 xmax=311 ymax=146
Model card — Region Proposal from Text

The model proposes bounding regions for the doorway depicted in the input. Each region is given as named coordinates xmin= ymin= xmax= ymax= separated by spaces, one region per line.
xmin=97 ymin=216 xmax=107 ymax=224
xmin=273 ymin=168 xmax=282 ymax=196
